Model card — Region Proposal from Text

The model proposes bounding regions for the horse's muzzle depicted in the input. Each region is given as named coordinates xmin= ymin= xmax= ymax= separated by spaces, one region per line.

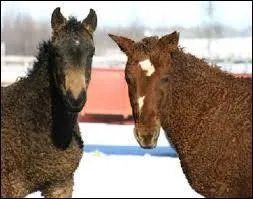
xmin=65 ymin=90 xmax=87 ymax=112
xmin=134 ymin=127 xmax=160 ymax=149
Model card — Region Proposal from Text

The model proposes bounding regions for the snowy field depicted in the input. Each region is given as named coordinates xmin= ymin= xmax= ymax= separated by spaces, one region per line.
xmin=25 ymin=122 xmax=203 ymax=198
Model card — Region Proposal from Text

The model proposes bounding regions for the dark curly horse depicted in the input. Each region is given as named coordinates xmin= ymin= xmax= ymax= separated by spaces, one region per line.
xmin=109 ymin=31 xmax=252 ymax=198
xmin=1 ymin=7 xmax=97 ymax=198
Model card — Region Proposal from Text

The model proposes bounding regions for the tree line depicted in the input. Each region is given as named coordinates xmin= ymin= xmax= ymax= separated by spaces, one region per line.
xmin=1 ymin=13 xmax=251 ymax=56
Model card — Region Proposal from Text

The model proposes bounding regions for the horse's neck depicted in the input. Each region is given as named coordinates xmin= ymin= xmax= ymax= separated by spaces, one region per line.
xmin=159 ymin=50 xmax=231 ymax=149
xmin=19 ymin=64 xmax=51 ymax=111
xmin=23 ymin=60 xmax=80 ymax=149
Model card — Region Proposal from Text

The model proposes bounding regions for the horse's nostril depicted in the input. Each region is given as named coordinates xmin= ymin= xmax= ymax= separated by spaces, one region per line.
xmin=134 ymin=128 xmax=141 ymax=141
xmin=155 ymin=131 xmax=159 ymax=139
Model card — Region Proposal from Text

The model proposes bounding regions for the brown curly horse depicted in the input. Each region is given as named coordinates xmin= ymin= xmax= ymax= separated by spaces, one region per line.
xmin=1 ymin=7 xmax=97 ymax=198
xmin=109 ymin=31 xmax=252 ymax=198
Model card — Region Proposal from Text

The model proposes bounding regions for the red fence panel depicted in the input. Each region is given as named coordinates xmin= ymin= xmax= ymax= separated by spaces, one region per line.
xmin=80 ymin=67 xmax=132 ymax=118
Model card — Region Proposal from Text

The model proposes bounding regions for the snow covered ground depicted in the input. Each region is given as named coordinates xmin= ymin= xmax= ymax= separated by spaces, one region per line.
xmin=25 ymin=122 xmax=203 ymax=198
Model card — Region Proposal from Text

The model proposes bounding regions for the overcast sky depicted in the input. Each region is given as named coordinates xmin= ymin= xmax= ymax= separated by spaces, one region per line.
xmin=1 ymin=1 xmax=252 ymax=29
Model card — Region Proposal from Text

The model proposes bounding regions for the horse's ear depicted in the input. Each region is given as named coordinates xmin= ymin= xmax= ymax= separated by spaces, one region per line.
xmin=108 ymin=34 xmax=134 ymax=56
xmin=51 ymin=7 xmax=66 ymax=32
xmin=82 ymin=9 xmax=97 ymax=35
xmin=157 ymin=31 xmax=179 ymax=51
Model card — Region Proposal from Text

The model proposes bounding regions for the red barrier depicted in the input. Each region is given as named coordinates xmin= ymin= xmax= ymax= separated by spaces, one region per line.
xmin=80 ymin=67 xmax=132 ymax=119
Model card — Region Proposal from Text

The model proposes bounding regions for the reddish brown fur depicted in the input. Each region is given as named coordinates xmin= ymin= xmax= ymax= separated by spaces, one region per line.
xmin=109 ymin=31 xmax=252 ymax=197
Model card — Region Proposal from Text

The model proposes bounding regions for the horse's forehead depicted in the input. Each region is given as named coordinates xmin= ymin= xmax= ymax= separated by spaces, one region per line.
xmin=64 ymin=32 xmax=94 ymax=49
xmin=61 ymin=25 xmax=93 ymax=43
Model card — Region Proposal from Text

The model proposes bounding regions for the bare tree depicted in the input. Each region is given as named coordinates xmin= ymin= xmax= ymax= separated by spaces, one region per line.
xmin=1 ymin=11 xmax=50 ymax=56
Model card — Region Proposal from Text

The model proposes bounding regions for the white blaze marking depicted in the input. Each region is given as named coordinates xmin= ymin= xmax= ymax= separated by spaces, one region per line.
xmin=75 ymin=40 xmax=80 ymax=45
xmin=138 ymin=96 xmax=145 ymax=114
xmin=139 ymin=59 xmax=155 ymax=76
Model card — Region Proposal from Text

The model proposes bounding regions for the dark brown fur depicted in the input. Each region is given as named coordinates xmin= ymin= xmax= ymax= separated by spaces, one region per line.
xmin=109 ymin=31 xmax=252 ymax=197
xmin=1 ymin=7 xmax=97 ymax=198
